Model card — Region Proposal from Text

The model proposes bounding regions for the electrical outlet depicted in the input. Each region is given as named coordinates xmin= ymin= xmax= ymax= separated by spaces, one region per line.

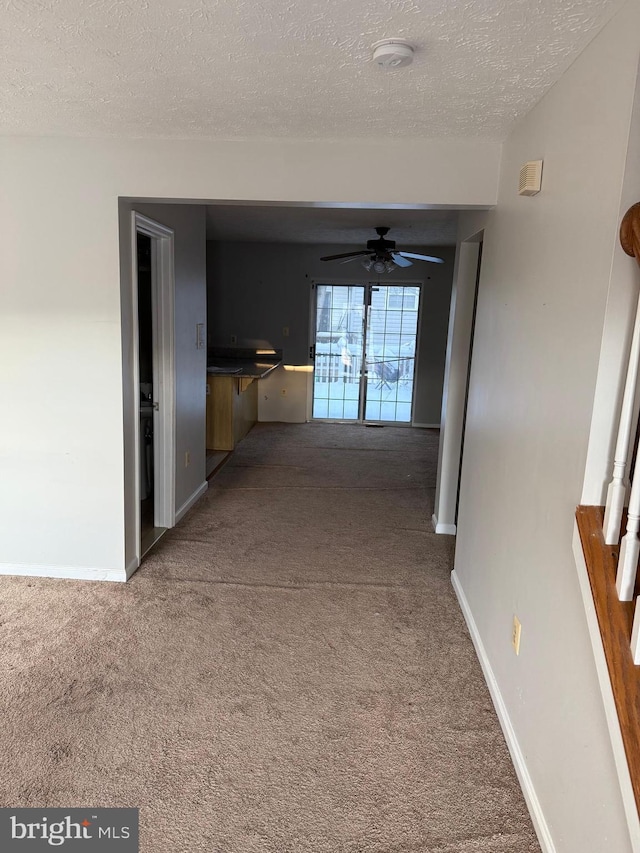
xmin=512 ymin=615 xmax=522 ymax=655
xmin=283 ymin=326 xmax=289 ymax=337
xmin=230 ymin=335 xmax=237 ymax=344
xmin=185 ymin=450 xmax=190 ymax=468
xmin=281 ymin=388 xmax=287 ymax=396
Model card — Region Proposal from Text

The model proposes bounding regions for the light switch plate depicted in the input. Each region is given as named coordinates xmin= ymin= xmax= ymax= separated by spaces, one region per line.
xmin=512 ymin=615 xmax=522 ymax=655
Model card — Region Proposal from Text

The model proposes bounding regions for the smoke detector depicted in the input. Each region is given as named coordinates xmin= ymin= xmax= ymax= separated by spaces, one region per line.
xmin=372 ymin=40 xmax=415 ymax=70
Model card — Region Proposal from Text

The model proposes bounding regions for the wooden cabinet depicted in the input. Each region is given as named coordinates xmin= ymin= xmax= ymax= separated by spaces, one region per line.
xmin=206 ymin=375 xmax=258 ymax=451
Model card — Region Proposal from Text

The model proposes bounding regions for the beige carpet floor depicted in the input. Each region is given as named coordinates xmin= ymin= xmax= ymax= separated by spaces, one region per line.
xmin=0 ymin=423 xmax=541 ymax=852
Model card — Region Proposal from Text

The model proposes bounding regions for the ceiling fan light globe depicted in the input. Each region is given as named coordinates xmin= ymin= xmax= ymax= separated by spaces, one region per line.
xmin=373 ymin=260 xmax=387 ymax=273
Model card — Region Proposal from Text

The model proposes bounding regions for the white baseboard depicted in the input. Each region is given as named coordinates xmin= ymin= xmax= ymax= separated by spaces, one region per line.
xmin=451 ymin=569 xmax=556 ymax=853
xmin=175 ymin=480 xmax=208 ymax=524
xmin=0 ymin=563 xmax=128 ymax=582
xmin=431 ymin=513 xmax=457 ymax=535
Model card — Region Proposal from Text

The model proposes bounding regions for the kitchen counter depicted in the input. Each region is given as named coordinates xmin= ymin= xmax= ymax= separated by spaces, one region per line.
xmin=205 ymin=348 xmax=283 ymax=452
xmin=207 ymin=347 xmax=282 ymax=379
xmin=207 ymin=359 xmax=281 ymax=379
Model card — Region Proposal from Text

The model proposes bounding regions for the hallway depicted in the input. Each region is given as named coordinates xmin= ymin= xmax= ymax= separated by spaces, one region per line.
xmin=0 ymin=423 xmax=539 ymax=852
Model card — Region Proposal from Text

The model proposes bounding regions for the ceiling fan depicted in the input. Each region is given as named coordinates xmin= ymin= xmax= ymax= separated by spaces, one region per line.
xmin=320 ymin=227 xmax=444 ymax=273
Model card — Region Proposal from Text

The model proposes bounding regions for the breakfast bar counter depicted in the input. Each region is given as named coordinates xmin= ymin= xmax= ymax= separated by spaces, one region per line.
xmin=205 ymin=347 xmax=282 ymax=451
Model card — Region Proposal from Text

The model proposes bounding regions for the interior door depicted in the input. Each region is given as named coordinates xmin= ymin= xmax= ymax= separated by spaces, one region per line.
xmin=311 ymin=282 xmax=421 ymax=424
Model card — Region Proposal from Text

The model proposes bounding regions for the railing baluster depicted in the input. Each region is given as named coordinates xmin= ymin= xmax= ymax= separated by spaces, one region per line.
xmin=604 ymin=294 xmax=640 ymax=544
xmin=616 ymin=467 xmax=640 ymax=600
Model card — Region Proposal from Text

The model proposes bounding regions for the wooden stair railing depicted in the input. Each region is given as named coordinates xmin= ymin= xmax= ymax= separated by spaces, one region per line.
xmin=580 ymin=205 xmax=640 ymax=816
xmin=576 ymin=506 xmax=640 ymax=815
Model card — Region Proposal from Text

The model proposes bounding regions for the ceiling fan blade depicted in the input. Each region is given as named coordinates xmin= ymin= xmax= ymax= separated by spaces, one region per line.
xmin=320 ymin=250 xmax=372 ymax=262
xmin=339 ymin=255 xmax=371 ymax=264
xmin=397 ymin=251 xmax=445 ymax=264
xmin=390 ymin=253 xmax=413 ymax=268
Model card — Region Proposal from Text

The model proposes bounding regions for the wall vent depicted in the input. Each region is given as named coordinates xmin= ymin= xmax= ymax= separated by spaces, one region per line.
xmin=519 ymin=160 xmax=543 ymax=196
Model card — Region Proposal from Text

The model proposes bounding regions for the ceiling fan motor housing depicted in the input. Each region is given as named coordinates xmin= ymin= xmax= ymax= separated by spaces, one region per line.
xmin=367 ymin=235 xmax=396 ymax=253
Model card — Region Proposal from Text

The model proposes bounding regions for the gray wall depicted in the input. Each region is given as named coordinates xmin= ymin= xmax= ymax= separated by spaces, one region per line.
xmin=207 ymin=241 xmax=454 ymax=424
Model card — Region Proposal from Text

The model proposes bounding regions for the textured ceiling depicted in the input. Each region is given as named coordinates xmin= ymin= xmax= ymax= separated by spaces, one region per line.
xmin=205 ymin=204 xmax=458 ymax=245
xmin=1 ymin=0 xmax=625 ymax=140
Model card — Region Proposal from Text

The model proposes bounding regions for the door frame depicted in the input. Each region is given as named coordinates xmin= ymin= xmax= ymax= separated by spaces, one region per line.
xmin=308 ymin=278 xmax=423 ymax=425
xmin=130 ymin=212 xmax=176 ymax=565
xmin=432 ymin=232 xmax=483 ymax=535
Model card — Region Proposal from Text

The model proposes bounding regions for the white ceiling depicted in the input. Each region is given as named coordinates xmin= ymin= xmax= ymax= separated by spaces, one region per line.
xmin=2 ymin=0 xmax=624 ymax=140
xmin=205 ymin=204 xmax=458 ymax=245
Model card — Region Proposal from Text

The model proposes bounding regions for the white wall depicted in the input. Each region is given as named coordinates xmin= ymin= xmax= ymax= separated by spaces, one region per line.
xmin=452 ymin=2 xmax=640 ymax=850
xmin=257 ymin=366 xmax=313 ymax=423
xmin=0 ymin=136 xmax=499 ymax=575
xmin=207 ymin=241 xmax=455 ymax=424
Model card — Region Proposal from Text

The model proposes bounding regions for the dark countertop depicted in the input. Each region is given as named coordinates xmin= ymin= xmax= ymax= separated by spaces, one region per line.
xmin=207 ymin=347 xmax=283 ymax=379
xmin=207 ymin=360 xmax=281 ymax=379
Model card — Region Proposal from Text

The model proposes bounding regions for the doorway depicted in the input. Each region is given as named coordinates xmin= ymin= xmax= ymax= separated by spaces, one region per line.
xmin=431 ymin=234 xmax=484 ymax=536
xmin=455 ymin=241 xmax=483 ymax=524
xmin=136 ymin=233 xmax=155 ymax=544
xmin=131 ymin=213 xmax=176 ymax=563
xmin=311 ymin=282 xmax=421 ymax=423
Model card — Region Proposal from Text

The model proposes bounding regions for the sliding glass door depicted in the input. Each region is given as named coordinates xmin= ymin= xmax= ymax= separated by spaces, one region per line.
xmin=312 ymin=284 xmax=365 ymax=420
xmin=311 ymin=283 xmax=421 ymax=424
xmin=364 ymin=284 xmax=420 ymax=422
